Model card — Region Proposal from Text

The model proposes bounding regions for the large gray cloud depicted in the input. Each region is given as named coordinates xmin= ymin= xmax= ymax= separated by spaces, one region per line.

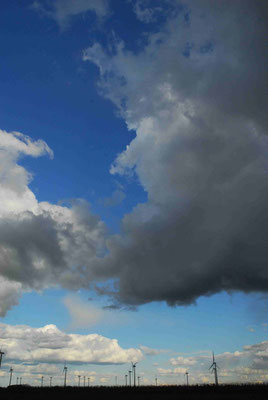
xmin=1 ymin=1 xmax=268 ymax=314
xmin=83 ymin=0 xmax=268 ymax=306
xmin=0 ymin=131 xmax=109 ymax=315
xmin=0 ymin=200 xmax=109 ymax=314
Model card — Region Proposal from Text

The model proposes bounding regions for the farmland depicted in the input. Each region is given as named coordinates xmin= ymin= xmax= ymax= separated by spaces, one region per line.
xmin=1 ymin=384 xmax=268 ymax=400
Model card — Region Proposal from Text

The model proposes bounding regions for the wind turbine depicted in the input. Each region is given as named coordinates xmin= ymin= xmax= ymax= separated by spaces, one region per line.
xmin=50 ymin=376 xmax=52 ymax=387
xmin=209 ymin=352 xmax=219 ymax=385
xmin=131 ymin=362 xmax=137 ymax=386
xmin=125 ymin=374 xmax=128 ymax=386
xmin=138 ymin=376 xmax=140 ymax=386
xmin=63 ymin=363 xmax=68 ymax=387
xmin=185 ymin=371 xmax=189 ymax=386
xmin=9 ymin=368 xmax=13 ymax=386
xmin=128 ymin=370 xmax=132 ymax=386
xmin=0 ymin=349 xmax=4 ymax=368
xmin=41 ymin=376 xmax=44 ymax=387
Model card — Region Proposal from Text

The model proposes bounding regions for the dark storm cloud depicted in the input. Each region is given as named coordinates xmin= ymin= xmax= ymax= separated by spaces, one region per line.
xmin=84 ymin=0 xmax=268 ymax=306
xmin=0 ymin=212 xmax=65 ymax=288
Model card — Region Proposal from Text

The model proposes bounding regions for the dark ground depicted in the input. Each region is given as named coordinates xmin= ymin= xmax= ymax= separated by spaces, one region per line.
xmin=1 ymin=384 xmax=268 ymax=399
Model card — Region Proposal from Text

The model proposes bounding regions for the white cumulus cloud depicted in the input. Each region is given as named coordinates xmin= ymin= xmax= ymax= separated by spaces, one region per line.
xmin=0 ymin=130 xmax=108 ymax=316
xmin=0 ymin=323 xmax=143 ymax=365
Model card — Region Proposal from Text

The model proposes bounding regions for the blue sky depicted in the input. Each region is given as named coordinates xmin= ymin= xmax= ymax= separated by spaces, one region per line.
xmin=0 ymin=0 xmax=267 ymax=387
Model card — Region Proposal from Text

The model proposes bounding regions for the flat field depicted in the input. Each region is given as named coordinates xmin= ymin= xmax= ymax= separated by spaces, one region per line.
xmin=1 ymin=384 xmax=268 ymax=400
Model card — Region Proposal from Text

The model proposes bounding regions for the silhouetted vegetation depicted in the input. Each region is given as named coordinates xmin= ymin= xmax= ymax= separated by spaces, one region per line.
xmin=0 ymin=384 xmax=268 ymax=400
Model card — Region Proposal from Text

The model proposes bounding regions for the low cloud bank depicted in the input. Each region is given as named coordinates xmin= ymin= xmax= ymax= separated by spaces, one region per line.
xmin=0 ymin=322 xmax=142 ymax=365
xmin=158 ymin=343 xmax=268 ymax=384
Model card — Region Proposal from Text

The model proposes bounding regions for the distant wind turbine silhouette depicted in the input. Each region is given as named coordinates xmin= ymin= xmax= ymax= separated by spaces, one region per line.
xmin=131 ymin=362 xmax=137 ymax=386
xmin=209 ymin=352 xmax=219 ymax=385
xmin=63 ymin=363 xmax=68 ymax=387
xmin=0 ymin=349 xmax=4 ymax=368
xmin=185 ymin=371 xmax=189 ymax=386
xmin=9 ymin=368 xmax=13 ymax=386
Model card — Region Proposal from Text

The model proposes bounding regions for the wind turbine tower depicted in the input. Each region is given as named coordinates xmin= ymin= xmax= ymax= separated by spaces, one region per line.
xmin=63 ymin=363 xmax=68 ymax=387
xmin=125 ymin=374 xmax=128 ymax=386
xmin=209 ymin=352 xmax=219 ymax=385
xmin=185 ymin=371 xmax=189 ymax=386
xmin=0 ymin=350 xmax=4 ymax=368
xmin=129 ymin=370 xmax=132 ymax=386
xmin=132 ymin=362 xmax=137 ymax=386
xmin=9 ymin=368 xmax=13 ymax=386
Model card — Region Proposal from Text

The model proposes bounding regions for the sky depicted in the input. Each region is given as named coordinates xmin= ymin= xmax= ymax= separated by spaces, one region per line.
xmin=0 ymin=0 xmax=268 ymax=387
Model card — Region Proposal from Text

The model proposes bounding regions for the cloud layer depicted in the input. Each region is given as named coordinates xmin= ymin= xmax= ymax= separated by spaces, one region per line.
xmin=1 ymin=1 xmax=268 ymax=314
xmin=32 ymin=0 xmax=109 ymax=30
xmin=0 ymin=130 xmax=108 ymax=315
xmin=1 ymin=321 xmax=268 ymax=385
xmin=0 ymin=322 xmax=142 ymax=365
xmin=160 ymin=343 xmax=268 ymax=384
xmin=82 ymin=0 xmax=268 ymax=306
